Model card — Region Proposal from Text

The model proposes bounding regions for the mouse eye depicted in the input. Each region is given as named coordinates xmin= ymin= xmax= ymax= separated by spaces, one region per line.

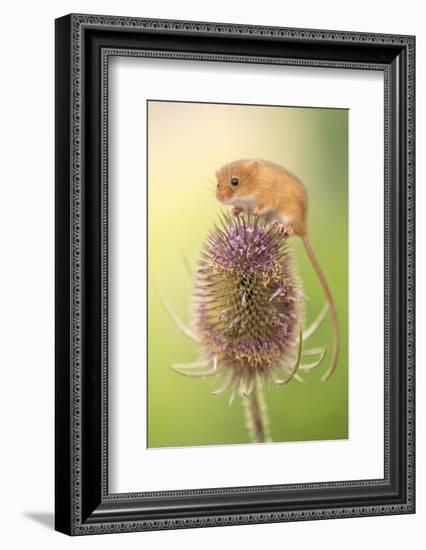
xmin=231 ymin=177 xmax=239 ymax=186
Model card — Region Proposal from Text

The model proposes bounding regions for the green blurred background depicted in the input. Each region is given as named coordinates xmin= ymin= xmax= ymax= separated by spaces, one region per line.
xmin=147 ymin=100 xmax=348 ymax=448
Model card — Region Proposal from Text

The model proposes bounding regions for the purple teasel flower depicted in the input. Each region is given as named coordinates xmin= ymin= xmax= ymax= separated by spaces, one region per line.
xmin=161 ymin=213 xmax=329 ymax=442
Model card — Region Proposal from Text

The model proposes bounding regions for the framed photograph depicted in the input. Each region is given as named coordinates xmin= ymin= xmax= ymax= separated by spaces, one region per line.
xmin=55 ymin=14 xmax=415 ymax=535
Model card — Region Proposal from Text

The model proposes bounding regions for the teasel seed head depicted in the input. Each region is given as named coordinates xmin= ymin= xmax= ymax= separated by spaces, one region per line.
xmin=193 ymin=213 xmax=304 ymax=401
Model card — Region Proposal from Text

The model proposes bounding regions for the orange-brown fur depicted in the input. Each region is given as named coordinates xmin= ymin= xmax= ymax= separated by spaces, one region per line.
xmin=215 ymin=159 xmax=339 ymax=381
xmin=216 ymin=159 xmax=307 ymax=236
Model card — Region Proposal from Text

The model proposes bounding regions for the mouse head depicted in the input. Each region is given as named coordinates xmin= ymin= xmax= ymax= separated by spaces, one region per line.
xmin=216 ymin=159 xmax=260 ymax=205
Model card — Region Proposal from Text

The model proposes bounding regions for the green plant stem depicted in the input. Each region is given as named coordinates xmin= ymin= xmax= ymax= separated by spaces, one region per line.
xmin=242 ymin=381 xmax=272 ymax=443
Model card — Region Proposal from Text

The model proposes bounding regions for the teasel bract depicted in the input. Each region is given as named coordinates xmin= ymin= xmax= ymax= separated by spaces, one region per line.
xmin=162 ymin=213 xmax=329 ymax=444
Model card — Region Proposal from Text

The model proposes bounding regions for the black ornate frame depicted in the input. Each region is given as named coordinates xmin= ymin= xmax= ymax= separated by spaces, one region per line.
xmin=55 ymin=13 xmax=415 ymax=536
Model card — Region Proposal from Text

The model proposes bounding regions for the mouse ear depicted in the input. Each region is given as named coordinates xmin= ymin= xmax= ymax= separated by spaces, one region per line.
xmin=246 ymin=160 xmax=259 ymax=173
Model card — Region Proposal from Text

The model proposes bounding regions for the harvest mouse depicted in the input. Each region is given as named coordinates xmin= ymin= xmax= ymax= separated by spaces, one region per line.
xmin=216 ymin=158 xmax=339 ymax=381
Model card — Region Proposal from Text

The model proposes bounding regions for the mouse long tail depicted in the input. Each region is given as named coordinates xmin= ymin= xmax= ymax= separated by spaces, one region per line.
xmin=302 ymin=236 xmax=340 ymax=381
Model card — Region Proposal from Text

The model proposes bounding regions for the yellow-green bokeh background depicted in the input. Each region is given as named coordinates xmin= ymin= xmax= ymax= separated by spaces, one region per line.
xmin=147 ymin=100 xmax=348 ymax=448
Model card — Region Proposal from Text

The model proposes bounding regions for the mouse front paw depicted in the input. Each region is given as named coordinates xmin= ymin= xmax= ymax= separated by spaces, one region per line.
xmin=232 ymin=206 xmax=243 ymax=216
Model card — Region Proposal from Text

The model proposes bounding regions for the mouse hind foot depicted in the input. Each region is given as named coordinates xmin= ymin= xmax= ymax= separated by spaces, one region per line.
xmin=274 ymin=222 xmax=294 ymax=236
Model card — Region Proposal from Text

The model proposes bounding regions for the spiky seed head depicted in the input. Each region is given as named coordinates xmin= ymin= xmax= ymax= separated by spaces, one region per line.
xmin=194 ymin=213 xmax=304 ymax=389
